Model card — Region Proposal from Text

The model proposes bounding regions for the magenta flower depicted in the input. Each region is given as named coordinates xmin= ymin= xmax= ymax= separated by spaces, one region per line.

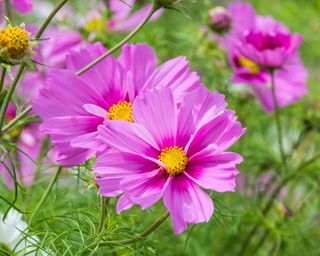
xmin=107 ymin=0 xmax=163 ymax=32
xmin=94 ymin=87 xmax=245 ymax=234
xmin=33 ymin=43 xmax=202 ymax=165
xmin=236 ymin=16 xmax=302 ymax=69
xmin=0 ymin=103 xmax=44 ymax=189
xmin=226 ymin=2 xmax=308 ymax=112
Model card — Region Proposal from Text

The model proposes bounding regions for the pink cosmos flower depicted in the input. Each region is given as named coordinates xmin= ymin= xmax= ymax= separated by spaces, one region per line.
xmin=0 ymin=103 xmax=44 ymax=189
xmin=94 ymin=87 xmax=245 ymax=234
xmin=236 ymin=16 xmax=302 ymax=69
xmin=33 ymin=43 xmax=202 ymax=166
xmin=107 ymin=0 xmax=163 ymax=32
xmin=226 ymin=2 xmax=308 ymax=112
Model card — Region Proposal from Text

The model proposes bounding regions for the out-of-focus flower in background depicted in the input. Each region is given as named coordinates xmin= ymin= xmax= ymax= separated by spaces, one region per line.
xmin=0 ymin=209 xmax=47 ymax=255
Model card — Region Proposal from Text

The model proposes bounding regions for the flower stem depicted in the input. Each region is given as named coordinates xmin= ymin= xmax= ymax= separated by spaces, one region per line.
xmin=5 ymin=0 xmax=12 ymax=21
xmin=76 ymin=1 xmax=161 ymax=76
xmin=2 ymin=105 xmax=32 ymax=132
xmin=0 ymin=0 xmax=69 ymax=133
xmin=96 ymin=197 xmax=108 ymax=235
xmin=28 ymin=167 xmax=63 ymax=225
xmin=0 ymin=66 xmax=6 ymax=94
xmin=270 ymin=70 xmax=287 ymax=169
xmin=0 ymin=64 xmax=26 ymax=131
xmin=105 ymin=211 xmax=170 ymax=245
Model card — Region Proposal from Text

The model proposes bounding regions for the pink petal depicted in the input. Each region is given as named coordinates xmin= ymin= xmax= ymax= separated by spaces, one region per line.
xmin=163 ymin=175 xmax=214 ymax=234
xmin=132 ymin=88 xmax=176 ymax=149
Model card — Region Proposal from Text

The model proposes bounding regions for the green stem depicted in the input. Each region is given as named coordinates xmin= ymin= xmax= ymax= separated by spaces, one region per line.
xmin=270 ymin=70 xmax=287 ymax=169
xmin=105 ymin=211 xmax=169 ymax=245
xmin=28 ymin=167 xmax=62 ymax=225
xmin=2 ymin=105 xmax=32 ymax=132
xmin=96 ymin=197 xmax=108 ymax=235
xmin=0 ymin=0 xmax=69 ymax=133
xmin=0 ymin=67 xmax=6 ymax=94
xmin=76 ymin=1 xmax=161 ymax=76
xmin=34 ymin=0 xmax=69 ymax=39
xmin=5 ymin=0 xmax=12 ymax=21
xmin=0 ymin=64 xmax=26 ymax=131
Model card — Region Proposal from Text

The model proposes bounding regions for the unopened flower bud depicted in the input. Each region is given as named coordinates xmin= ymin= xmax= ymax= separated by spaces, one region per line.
xmin=208 ymin=7 xmax=232 ymax=34
xmin=0 ymin=25 xmax=35 ymax=65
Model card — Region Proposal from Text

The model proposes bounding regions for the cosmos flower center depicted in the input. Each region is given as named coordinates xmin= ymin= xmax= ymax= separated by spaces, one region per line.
xmin=158 ymin=146 xmax=189 ymax=176
xmin=0 ymin=26 xmax=30 ymax=59
xmin=108 ymin=101 xmax=134 ymax=122
xmin=238 ymin=56 xmax=260 ymax=74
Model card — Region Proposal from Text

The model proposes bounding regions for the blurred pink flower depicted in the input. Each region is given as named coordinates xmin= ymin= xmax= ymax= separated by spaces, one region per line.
xmin=0 ymin=103 xmax=44 ymax=189
xmin=236 ymin=16 xmax=302 ymax=69
xmin=33 ymin=43 xmax=202 ymax=166
xmin=94 ymin=87 xmax=245 ymax=234
xmin=226 ymin=1 xmax=308 ymax=112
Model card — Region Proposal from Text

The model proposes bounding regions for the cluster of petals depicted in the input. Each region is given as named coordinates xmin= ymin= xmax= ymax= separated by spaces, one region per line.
xmin=33 ymin=43 xmax=202 ymax=165
xmin=94 ymin=86 xmax=245 ymax=234
xmin=225 ymin=1 xmax=308 ymax=112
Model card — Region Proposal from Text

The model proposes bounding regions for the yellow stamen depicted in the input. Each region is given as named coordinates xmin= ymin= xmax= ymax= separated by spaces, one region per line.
xmin=0 ymin=26 xmax=30 ymax=59
xmin=238 ymin=56 xmax=260 ymax=74
xmin=108 ymin=101 xmax=134 ymax=122
xmin=158 ymin=146 xmax=189 ymax=176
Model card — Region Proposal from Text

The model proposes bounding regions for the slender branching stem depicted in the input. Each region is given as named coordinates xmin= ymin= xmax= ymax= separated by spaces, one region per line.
xmin=105 ymin=211 xmax=170 ymax=245
xmin=0 ymin=67 xmax=6 ymax=94
xmin=270 ymin=70 xmax=287 ymax=169
xmin=96 ymin=197 xmax=108 ymax=235
xmin=2 ymin=105 xmax=32 ymax=132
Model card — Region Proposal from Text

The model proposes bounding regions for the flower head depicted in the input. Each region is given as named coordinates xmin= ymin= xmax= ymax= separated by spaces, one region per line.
xmin=208 ymin=7 xmax=232 ymax=34
xmin=236 ymin=16 xmax=302 ymax=69
xmin=33 ymin=43 xmax=202 ymax=165
xmin=0 ymin=25 xmax=34 ymax=64
xmin=94 ymin=87 xmax=245 ymax=234
xmin=226 ymin=3 xmax=308 ymax=112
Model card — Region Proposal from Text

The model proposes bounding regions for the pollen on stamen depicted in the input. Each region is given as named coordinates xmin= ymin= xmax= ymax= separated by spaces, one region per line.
xmin=108 ymin=101 xmax=134 ymax=122
xmin=0 ymin=26 xmax=30 ymax=60
xmin=158 ymin=146 xmax=189 ymax=176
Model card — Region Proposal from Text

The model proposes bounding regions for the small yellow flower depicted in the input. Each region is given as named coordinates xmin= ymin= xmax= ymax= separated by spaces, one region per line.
xmin=0 ymin=25 xmax=35 ymax=64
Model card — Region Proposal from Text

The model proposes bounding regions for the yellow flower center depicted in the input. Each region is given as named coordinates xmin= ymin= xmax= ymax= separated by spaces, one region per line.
xmin=0 ymin=26 xmax=30 ymax=59
xmin=86 ymin=18 xmax=104 ymax=32
xmin=108 ymin=101 xmax=134 ymax=122
xmin=158 ymin=146 xmax=189 ymax=176
xmin=238 ymin=56 xmax=260 ymax=74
